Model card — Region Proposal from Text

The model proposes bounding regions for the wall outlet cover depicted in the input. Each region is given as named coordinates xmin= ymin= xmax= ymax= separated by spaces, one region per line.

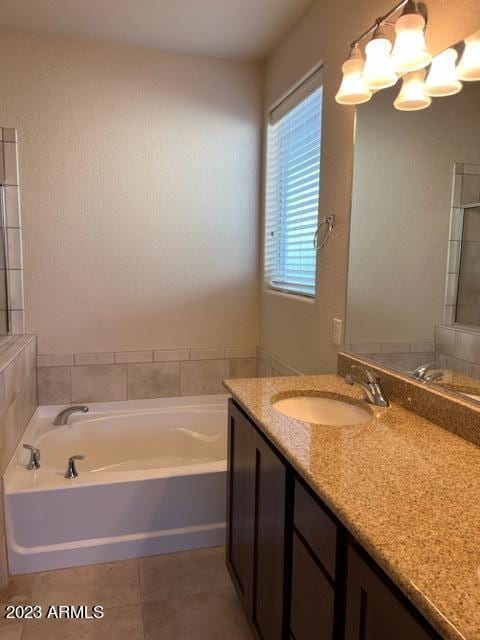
xmin=333 ymin=318 xmax=342 ymax=346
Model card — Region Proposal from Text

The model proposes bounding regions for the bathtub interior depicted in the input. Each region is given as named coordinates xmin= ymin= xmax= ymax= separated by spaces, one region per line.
xmin=5 ymin=394 xmax=230 ymax=490
xmin=4 ymin=394 xmax=230 ymax=573
xmin=37 ymin=407 xmax=227 ymax=472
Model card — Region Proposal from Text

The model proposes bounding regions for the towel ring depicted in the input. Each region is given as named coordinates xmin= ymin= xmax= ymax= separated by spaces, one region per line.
xmin=313 ymin=215 xmax=335 ymax=250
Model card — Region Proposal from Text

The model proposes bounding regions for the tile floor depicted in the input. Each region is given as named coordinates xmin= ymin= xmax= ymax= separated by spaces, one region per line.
xmin=0 ymin=546 xmax=253 ymax=639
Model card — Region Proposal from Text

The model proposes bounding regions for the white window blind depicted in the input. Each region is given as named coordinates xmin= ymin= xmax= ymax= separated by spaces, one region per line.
xmin=264 ymin=70 xmax=323 ymax=298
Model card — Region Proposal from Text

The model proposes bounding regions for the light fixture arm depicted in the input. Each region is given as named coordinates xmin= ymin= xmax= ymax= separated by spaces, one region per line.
xmin=349 ymin=0 xmax=428 ymax=49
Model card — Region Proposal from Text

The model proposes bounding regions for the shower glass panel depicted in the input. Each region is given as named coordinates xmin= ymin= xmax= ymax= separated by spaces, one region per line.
xmin=456 ymin=205 xmax=480 ymax=327
xmin=0 ymin=186 xmax=9 ymax=336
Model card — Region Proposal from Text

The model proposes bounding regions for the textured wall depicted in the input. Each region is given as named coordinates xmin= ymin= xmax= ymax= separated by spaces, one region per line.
xmin=260 ymin=0 xmax=480 ymax=374
xmin=0 ymin=30 xmax=263 ymax=354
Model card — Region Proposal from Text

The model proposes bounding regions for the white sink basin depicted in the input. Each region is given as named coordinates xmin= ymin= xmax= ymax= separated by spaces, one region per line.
xmin=272 ymin=395 xmax=373 ymax=425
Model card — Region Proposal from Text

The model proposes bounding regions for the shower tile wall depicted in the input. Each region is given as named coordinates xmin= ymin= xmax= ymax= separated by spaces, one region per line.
xmin=0 ymin=128 xmax=25 ymax=335
xmin=456 ymin=205 xmax=480 ymax=325
xmin=37 ymin=346 xmax=258 ymax=404
xmin=0 ymin=335 xmax=37 ymax=586
xmin=435 ymin=325 xmax=480 ymax=378
xmin=444 ymin=162 xmax=480 ymax=325
xmin=437 ymin=163 xmax=480 ymax=377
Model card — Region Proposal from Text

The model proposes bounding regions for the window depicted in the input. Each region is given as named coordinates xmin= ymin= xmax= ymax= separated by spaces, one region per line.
xmin=264 ymin=70 xmax=323 ymax=298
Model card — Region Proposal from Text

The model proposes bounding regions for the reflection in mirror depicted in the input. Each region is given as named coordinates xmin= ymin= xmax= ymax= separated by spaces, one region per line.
xmin=346 ymin=32 xmax=480 ymax=404
xmin=456 ymin=205 xmax=480 ymax=325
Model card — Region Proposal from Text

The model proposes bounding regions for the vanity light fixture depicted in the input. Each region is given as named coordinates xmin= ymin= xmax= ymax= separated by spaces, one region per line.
xmin=391 ymin=0 xmax=432 ymax=73
xmin=363 ymin=23 xmax=398 ymax=90
xmin=336 ymin=2 xmax=479 ymax=110
xmin=335 ymin=0 xmax=433 ymax=108
xmin=335 ymin=45 xmax=372 ymax=105
xmin=393 ymin=69 xmax=432 ymax=110
xmin=457 ymin=31 xmax=480 ymax=81
xmin=425 ymin=48 xmax=462 ymax=97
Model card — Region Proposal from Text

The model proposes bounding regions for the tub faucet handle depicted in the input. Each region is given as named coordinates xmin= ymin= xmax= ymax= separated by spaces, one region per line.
xmin=65 ymin=455 xmax=85 ymax=479
xmin=23 ymin=444 xmax=40 ymax=470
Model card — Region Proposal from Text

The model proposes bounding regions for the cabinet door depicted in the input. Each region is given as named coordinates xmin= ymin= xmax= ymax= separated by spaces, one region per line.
xmin=345 ymin=547 xmax=437 ymax=640
xmin=226 ymin=400 xmax=256 ymax=614
xmin=252 ymin=431 xmax=289 ymax=640
xmin=290 ymin=532 xmax=335 ymax=640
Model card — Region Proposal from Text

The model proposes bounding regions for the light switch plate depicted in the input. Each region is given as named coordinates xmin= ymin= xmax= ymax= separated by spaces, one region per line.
xmin=332 ymin=318 xmax=342 ymax=346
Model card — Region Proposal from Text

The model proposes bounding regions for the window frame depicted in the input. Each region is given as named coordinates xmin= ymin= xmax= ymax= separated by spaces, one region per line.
xmin=263 ymin=67 xmax=323 ymax=300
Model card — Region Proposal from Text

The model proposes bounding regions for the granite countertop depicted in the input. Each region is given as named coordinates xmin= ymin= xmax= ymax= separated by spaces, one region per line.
xmin=223 ymin=374 xmax=480 ymax=640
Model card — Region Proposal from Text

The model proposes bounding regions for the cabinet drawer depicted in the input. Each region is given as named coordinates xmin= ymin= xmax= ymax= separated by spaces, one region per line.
xmin=294 ymin=479 xmax=337 ymax=580
xmin=291 ymin=532 xmax=335 ymax=640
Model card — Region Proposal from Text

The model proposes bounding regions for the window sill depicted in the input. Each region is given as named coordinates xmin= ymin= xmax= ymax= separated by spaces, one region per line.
xmin=263 ymin=287 xmax=315 ymax=304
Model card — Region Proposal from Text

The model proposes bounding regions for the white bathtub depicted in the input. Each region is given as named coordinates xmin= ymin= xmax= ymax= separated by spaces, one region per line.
xmin=4 ymin=395 xmax=228 ymax=574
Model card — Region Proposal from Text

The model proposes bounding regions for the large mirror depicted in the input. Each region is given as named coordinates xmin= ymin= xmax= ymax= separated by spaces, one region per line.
xmin=346 ymin=31 xmax=480 ymax=404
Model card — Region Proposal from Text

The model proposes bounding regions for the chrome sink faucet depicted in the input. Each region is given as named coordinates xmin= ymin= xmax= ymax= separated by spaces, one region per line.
xmin=345 ymin=365 xmax=389 ymax=407
xmin=53 ymin=405 xmax=89 ymax=426
xmin=411 ymin=363 xmax=444 ymax=383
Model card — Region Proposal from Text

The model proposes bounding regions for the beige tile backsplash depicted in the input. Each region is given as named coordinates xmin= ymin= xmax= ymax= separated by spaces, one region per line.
xmin=154 ymin=349 xmax=190 ymax=362
xmin=37 ymin=346 xmax=260 ymax=404
xmin=180 ymin=360 xmax=228 ymax=396
xmin=227 ymin=358 xmax=257 ymax=379
xmin=74 ymin=352 xmax=114 ymax=366
xmin=0 ymin=129 xmax=26 ymax=334
xmin=37 ymin=366 xmax=71 ymax=404
xmin=256 ymin=346 xmax=302 ymax=378
xmin=115 ymin=351 xmax=154 ymax=364
xmin=347 ymin=341 xmax=435 ymax=373
xmin=461 ymin=174 xmax=480 ymax=205
xmin=7 ymin=269 xmax=24 ymax=310
xmin=4 ymin=186 xmax=20 ymax=228
xmin=7 ymin=229 xmax=22 ymax=270
xmin=189 ymin=348 xmax=225 ymax=361
xmin=71 ymin=365 xmax=127 ymax=403
xmin=127 ymin=362 xmax=180 ymax=399
xmin=37 ymin=353 xmax=74 ymax=367
xmin=0 ymin=335 xmax=37 ymax=586
xmin=224 ymin=346 xmax=256 ymax=359
xmin=3 ymin=142 xmax=19 ymax=186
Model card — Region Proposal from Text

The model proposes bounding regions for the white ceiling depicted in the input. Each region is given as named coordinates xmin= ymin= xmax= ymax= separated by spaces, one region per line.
xmin=0 ymin=0 xmax=313 ymax=59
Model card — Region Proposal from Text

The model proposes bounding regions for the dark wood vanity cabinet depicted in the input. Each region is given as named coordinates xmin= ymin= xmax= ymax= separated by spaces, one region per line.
xmin=345 ymin=546 xmax=437 ymax=640
xmin=226 ymin=399 xmax=291 ymax=640
xmin=226 ymin=399 xmax=256 ymax=613
xmin=290 ymin=532 xmax=336 ymax=640
xmin=226 ymin=400 xmax=439 ymax=640
xmin=291 ymin=480 xmax=344 ymax=640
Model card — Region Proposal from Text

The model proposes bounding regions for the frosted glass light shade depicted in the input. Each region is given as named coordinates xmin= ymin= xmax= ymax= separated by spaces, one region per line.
xmin=335 ymin=48 xmax=372 ymax=105
xmin=392 ymin=12 xmax=432 ymax=73
xmin=425 ymin=48 xmax=462 ymax=97
xmin=363 ymin=33 xmax=398 ymax=90
xmin=457 ymin=31 xmax=480 ymax=81
xmin=394 ymin=69 xmax=432 ymax=111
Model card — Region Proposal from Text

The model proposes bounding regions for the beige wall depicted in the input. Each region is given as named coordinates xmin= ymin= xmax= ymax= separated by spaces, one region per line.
xmin=260 ymin=0 xmax=480 ymax=374
xmin=0 ymin=31 xmax=263 ymax=354
xmin=347 ymin=83 xmax=480 ymax=345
